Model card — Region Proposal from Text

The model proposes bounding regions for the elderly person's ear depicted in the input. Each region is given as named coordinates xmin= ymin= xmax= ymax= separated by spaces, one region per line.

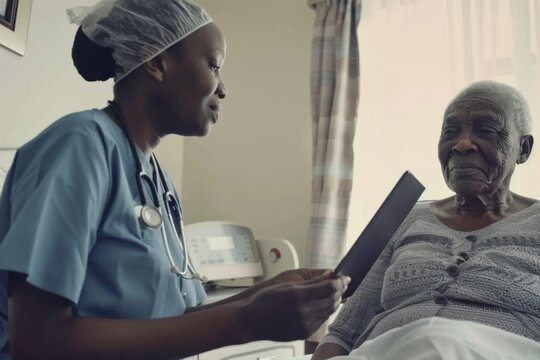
xmin=517 ymin=135 xmax=534 ymax=164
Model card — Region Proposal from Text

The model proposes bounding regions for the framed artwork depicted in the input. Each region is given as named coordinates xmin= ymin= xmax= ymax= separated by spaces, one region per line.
xmin=0 ymin=0 xmax=32 ymax=56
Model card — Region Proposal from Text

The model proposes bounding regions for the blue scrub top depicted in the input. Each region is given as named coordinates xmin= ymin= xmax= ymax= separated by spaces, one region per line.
xmin=0 ymin=110 xmax=206 ymax=358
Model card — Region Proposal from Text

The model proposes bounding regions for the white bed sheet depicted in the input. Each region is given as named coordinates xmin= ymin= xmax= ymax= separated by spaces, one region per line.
xmin=293 ymin=317 xmax=540 ymax=360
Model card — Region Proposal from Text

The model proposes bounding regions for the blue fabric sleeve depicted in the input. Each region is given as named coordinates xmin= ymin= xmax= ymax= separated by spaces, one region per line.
xmin=0 ymin=153 xmax=15 ymax=354
xmin=0 ymin=272 xmax=8 ymax=357
xmin=0 ymin=125 xmax=110 ymax=304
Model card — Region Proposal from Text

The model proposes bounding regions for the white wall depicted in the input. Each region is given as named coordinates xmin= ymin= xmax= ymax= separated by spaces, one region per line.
xmin=0 ymin=0 xmax=183 ymax=188
xmin=182 ymin=0 xmax=315 ymax=266
xmin=0 ymin=0 xmax=111 ymax=147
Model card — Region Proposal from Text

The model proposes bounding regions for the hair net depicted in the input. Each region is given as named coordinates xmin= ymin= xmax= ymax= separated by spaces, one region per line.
xmin=67 ymin=0 xmax=213 ymax=82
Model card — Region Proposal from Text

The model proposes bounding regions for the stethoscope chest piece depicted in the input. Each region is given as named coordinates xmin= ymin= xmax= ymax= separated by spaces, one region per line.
xmin=109 ymin=100 xmax=205 ymax=282
xmin=135 ymin=205 xmax=163 ymax=229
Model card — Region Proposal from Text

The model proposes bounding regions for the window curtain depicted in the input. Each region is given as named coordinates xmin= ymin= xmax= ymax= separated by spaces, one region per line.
xmin=347 ymin=0 xmax=540 ymax=244
xmin=305 ymin=0 xmax=362 ymax=269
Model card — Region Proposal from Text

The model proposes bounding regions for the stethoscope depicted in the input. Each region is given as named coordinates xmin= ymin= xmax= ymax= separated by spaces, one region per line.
xmin=108 ymin=101 xmax=206 ymax=282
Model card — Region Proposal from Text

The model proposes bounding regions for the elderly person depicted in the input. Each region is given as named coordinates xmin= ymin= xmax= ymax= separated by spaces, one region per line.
xmin=0 ymin=1 xmax=349 ymax=359
xmin=313 ymin=80 xmax=540 ymax=360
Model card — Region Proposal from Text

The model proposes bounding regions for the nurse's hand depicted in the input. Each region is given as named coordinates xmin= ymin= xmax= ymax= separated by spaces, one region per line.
xmin=247 ymin=268 xmax=332 ymax=296
xmin=269 ymin=268 xmax=333 ymax=284
xmin=238 ymin=271 xmax=350 ymax=342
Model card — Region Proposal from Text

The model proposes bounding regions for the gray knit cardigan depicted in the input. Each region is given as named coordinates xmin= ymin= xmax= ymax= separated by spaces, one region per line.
xmin=320 ymin=201 xmax=540 ymax=352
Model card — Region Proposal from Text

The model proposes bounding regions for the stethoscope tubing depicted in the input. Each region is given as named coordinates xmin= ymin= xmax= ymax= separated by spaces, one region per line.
xmin=108 ymin=101 xmax=204 ymax=282
xmin=163 ymin=198 xmax=200 ymax=277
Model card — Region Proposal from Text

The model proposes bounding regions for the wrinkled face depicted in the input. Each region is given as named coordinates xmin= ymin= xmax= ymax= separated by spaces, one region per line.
xmin=155 ymin=23 xmax=227 ymax=136
xmin=438 ymin=93 xmax=523 ymax=197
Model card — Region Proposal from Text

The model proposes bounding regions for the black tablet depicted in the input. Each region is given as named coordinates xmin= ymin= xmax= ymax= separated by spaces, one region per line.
xmin=335 ymin=171 xmax=424 ymax=298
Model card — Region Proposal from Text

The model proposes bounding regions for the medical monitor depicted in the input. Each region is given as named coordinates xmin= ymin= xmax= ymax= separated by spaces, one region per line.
xmin=184 ymin=222 xmax=264 ymax=282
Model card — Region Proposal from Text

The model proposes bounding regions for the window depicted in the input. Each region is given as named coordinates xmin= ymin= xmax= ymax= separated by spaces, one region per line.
xmin=347 ymin=0 xmax=540 ymax=243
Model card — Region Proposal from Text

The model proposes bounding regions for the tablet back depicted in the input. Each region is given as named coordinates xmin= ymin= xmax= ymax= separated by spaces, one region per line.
xmin=335 ymin=171 xmax=424 ymax=298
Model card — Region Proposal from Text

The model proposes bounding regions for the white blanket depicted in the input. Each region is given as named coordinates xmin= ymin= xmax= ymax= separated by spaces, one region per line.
xmin=294 ymin=317 xmax=540 ymax=360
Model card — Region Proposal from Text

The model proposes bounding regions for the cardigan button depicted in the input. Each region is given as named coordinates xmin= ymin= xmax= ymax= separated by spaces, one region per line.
xmin=446 ymin=264 xmax=460 ymax=277
xmin=433 ymin=294 xmax=449 ymax=305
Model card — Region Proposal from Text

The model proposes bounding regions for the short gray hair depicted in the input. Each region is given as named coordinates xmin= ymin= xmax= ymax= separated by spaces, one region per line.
xmin=446 ymin=80 xmax=532 ymax=135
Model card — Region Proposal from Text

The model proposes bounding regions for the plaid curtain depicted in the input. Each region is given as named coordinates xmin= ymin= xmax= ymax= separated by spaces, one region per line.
xmin=306 ymin=0 xmax=362 ymax=268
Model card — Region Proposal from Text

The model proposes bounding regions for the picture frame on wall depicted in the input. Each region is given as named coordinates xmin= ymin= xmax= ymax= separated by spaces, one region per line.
xmin=0 ymin=0 xmax=32 ymax=56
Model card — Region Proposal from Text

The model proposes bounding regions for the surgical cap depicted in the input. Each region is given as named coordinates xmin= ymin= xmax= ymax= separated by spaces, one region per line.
xmin=67 ymin=0 xmax=213 ymax=82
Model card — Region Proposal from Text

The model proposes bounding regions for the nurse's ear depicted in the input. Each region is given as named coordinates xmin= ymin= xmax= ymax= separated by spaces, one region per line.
xmin=143 ymin=52 xmax=169 ymax=83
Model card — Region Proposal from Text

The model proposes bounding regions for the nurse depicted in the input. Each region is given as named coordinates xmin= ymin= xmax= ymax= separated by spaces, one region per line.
xmin=0 ymin=1 xmax=349 ymax=359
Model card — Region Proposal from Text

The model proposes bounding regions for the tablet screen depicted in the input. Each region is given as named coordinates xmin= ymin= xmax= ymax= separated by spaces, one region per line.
xmin=335 ymin=171 xmax=424 ymax=298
